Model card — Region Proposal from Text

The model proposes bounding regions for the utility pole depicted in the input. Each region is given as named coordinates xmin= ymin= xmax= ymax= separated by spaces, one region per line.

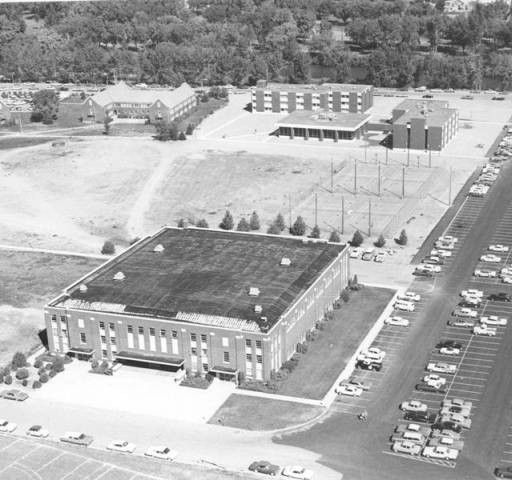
xmin=385 ymin=148 xmax=388 ymax=165
xmin=429 ymin=147 xmax=432 ymax=168
xmin=364 ymin=144 xmax=367 ymax=163
xmin=368 ymin=199 xmax=372 ymax=237
xmin=417 ymin=155 xmax=420 ymax=168
xmin=449 ymin=166 xmax=453 ymax=205
xmin=407 ymin=148 xmax=410 ymax=167
xmin=315 ymin=193 xmax=318 ymax=226
xmin=341 ymin=195 xmax=345 ymax=235
xmin=330 ymin=159 xmax=334 ymax=193
xmin=354 ymin=158 xmax=358 ymax=195
xmin=402 ymin=166 xmax=405 ymax=199
xmin=288 ymin=194 xmax=292 ymax=229
xmin=378 ymin=160 xmax=381 ymax=197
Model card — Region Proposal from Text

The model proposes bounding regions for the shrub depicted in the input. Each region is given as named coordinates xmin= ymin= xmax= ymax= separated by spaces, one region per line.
xmin=21 ymin=379 xmax=28 ymax=387
xmin=63 ymin=355 xmax=72 ymax=364
xmin=15 ymin=368 xmax=29 ymax=380
xmin=350 ymin=274 xmax=362 ymax=291
xmin=274 ymin=213 xmax=286 ymax=232
xmin=100 ymin=360 xmax=109 ymax=369
xmin=48 ymin=370 xmax=56 ymax=378
xmin=329 ymin=230 xmax=341 ymax=243
xmin=219 ymin=210 xmax=234 ymax=230
xmin=177 ymin=218 xmax=185 ymax=228
xmin=129 ymin=237 xmax=141 ymax=245
xmin=351 ymin=230 xmax=364 ymax=247
xmin=32 ymin=380 xmax=41 ymax=389
xmin=206 ymin=373 xmax=215 ymax=383
xmin=38 ymin=366 xmax=45 ymax=375
xmin=267 ymin=222 xmax=281 ymax=235
xmin=52 ymin=357 xmax=65 ymax=373
xmin=249 ymin=211 xmax=260 ymax=230
xmin=237 ymin=371 xmax=245 ymax=385
xmin=325 ymin=311 xmax=334 ymax=321
xmin=91 ymin=359 xmax=99 ymax=369
xmin=186 ymin=124 xmax=194 ymax=135
xmin=196 ymin=218 xmax=209 ymax=228
xmin=236 ymin=218 xmax=250 ymax=231
xmin=30 ymin=111 xmax=43 ymax=122
xmin=45 ymin=363 xmax=52 ymax=370
xmin=4 ymin=375 xmax=12 ymax=385
xmin=0 ymin=376 xmax=3 ymax=384
xmin=341 ymin=289 xmax=350 ymax=302
xmin=2 ymin=366 xmax=10 ymax=376
xmin=101 ymin=240 xmax=115 ymax=255
xmin=290 ymin=216 xmax=306 ymax=236
xmin=374 ymin=234 xmax=386 ymax=248
xmin=309 ymin=225 xmax=320 ymax=239
xmin=12 ymin=351 xmax=27 ymax=369
xmin=396 ymin=229 xmax=408 ymax=246
xmin=39 ymin=373 xmax=49 ymax=383
xmin=178 ymin=131 xmax=186 ymax=141
xmin=33 ymin=359 xmax=42 ymax=369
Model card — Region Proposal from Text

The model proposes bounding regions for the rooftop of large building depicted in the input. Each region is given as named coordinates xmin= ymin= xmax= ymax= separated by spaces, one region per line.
xmin=277 ymin=109 xmax=371 ymax=131
xmin=393 ymin=99 xmax=457 ymax=127
xmin=51 ymin=228 xmax=345 ymax=333
xmin=254 ymin=82 xmax=372 ymax=94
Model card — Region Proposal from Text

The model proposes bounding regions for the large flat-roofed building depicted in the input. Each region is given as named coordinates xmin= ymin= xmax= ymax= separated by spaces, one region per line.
xmin=392 ymin=99 xmax=459 ymax=151
xmin=59 ymin=81 xmax=197 ymax=124
xmin=45 ymin=228 xmax=349 ymax=383
xmin=276 ymin=109 xmax=371 ymax=142
xmin=251 ymin=80 xmax=373 ymax=114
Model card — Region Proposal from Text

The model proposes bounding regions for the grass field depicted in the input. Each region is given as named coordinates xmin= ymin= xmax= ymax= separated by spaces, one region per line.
xmin=0 ymin=251 xmax=103 ymax=365
xmin=276 ymin=286 xmax=395 ymax=399
xmin=0 ymin=136 xmax=58 ymax=149
xmin=208 ymin=394 xmax=322 ymax=431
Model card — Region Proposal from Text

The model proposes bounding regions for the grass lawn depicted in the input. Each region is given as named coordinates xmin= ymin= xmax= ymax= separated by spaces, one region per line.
xmin=208 ymin=394 xmax=322 ymax=431
xmin=0 ymin=136 xmax=58 ymax=150
xmin=0 ymin=251 xmax=103 ymax=365
xmin=177 ymin=97 xmax=228 ymax=132
xmin=276 ymin=286 xmax=396 ymax=400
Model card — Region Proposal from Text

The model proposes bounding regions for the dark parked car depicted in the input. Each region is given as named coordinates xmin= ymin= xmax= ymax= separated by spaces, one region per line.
xmin=489 ymin=292 xmax=511 ymax=302
xmin=404 ymin=411 xmax=437 ymax=423
xmin=493 ymin=96 xmax=506 ymax=101
xmin=413 ymin=269 xmax=433 ymax=277
xmin=356 ymin=359 xmax=382 ymax=371
xmin=422 ymin=94 xmax=433 ymax=98
xmin=495 ymin=466 xmax=512 ymax=478
xmin=432 ymin=421 xmax=463 ymax=434
xmin=436 ymin=340 xmax=463 ymax=349
xmin=415 ymin=383 xmax=446 ymax=394
xmin=461 ymin=95 xmax=474 ymax=100
xmin=249 ymin=461 xmax=280 ymax=476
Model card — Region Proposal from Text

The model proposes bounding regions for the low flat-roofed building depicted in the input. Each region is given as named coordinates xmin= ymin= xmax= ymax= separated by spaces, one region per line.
xmin=276 ymin=109 xmax=371 ymax=142
xmin=392 ymin=99 xmax=459 ymax=151
xmin=251 ymin=80 xmax=373 ymax=114
xmin=45 ymin=228 xmax=349 ymax=382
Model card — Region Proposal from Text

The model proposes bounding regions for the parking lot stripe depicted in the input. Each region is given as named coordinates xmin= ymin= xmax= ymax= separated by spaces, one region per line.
xmin=0 ymin=438 xmax=18 ymax=452
xmin=92 ymin=466 xmax=114 ymax=480
xmin=36 ymin=452 xmax=65 ymax=473
xmin=60 ymin=459 xmax=91 ymax=480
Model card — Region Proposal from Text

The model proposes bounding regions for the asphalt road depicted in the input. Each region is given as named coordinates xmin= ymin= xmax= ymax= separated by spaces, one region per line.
xmin=278 ymin=158 xmax=512 ymax=480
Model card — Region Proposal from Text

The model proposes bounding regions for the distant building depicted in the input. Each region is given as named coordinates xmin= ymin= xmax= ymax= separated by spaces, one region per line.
xmin=444 ymin=0 xmax=510 ymax=13
xmin=276 ymin=109 xmax=371 ymax=142
xmin=391 ymin=99 xmax=459 ymax=151
xmin=59 ymin=81 xmax=197 ymax=123
xmin=251 ymin=80 xmax=373 ymax=114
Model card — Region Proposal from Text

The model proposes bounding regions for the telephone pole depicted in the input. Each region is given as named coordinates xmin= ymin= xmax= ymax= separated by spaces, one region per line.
xmin=288 ymin=194 xmax=292 ymax=229
xmin=428 ymin=147 xmax=432 ymax=168
xmin=386 ymin=148 xmax=388 ymax=165
xmin=330 ymin=159 xmax=334 ymax=192
xmin=407 ymin=148 xmax=410 ymax=167
xmin=315 ymin=193 xmax=318 ymax=226
xmin=378 ymin=160 xmax=381 ymax=197
xmin=354 ymin=158 xmax=358 ymax=195
xmin=402 ymin=166 xmax=405 ymax=199
xmin=368 ymin=199 xmax=372 ymax=237
xmin=341 ymin=195 xmax=345 ymax=235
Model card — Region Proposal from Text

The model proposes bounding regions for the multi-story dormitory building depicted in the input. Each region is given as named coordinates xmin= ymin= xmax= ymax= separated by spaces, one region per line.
xmin=45 ymin=228 xmax=349 ymax=383
xmin=251 ymin=80 xmax=373 ymax=114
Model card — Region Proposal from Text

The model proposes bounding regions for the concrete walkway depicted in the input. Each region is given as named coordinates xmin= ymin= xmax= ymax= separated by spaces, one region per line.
xmin=0 ymin=243 xmax=106 ymax=260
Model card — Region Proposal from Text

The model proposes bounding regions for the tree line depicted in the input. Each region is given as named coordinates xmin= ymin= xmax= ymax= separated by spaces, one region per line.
xmin=0 ymin=1 xmax=512 ymax=89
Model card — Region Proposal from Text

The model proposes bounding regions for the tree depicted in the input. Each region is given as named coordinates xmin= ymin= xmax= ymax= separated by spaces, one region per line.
xmin=249 ymin=211 xmax=260 ymax=230
xmin=186 ymin=124 xmax=194 ymax=135
xmin=103 ymin=115 xmax=113 ymax=135
xmin=396 ymin=229 xmax=408 ymax=245
xmin=178 ymin=131 xmax=186 ymax=140
xmin=32 ymin=89 xmax=59 ymax=124
xmin=290 ymin=216 xmax=306 ymax=236
xmin=351 ymin=230 xmax=364 ymax=247
xmin=196 ymin=218 xmax=209 ymax=228
xmin=154 ymin=120 xmax=179 ymax=141
xmin=309 ymin=225 xmax=320 ymax=238
xmin=237 ymin=217 xmax=250 ymax=231
xmin=219 ymin=210 xmax=234 ymax=230
xmin=11 ymin=352 xmax=26 ymax=369
xmin=267 ymin=222 xmax=281 ymax=235
xmin=374 ymin=234 xmax=386 ymax=248
xmin=274 ymin=213 xmax=286 ymax=232
xmin=15 ymin=367 xmax=29 ymax=380
xmin=329 ymin=230 xmax=341 ymax=243
xmin=101 ymin=240 xmax=115 ymax=255
xmin=177 ymin=218 xmax=185 ymax=227
xmin=52 ymin=356 xmax=64 ymax=373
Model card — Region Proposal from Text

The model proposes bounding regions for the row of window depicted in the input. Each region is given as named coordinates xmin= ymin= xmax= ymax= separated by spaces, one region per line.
xmin=257 ymin=92 xmax=364 ymax=98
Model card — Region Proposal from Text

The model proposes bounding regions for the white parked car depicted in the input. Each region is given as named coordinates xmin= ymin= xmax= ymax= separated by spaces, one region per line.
xmin=461 ymin=289 xmax=483 ymax=298
xmin=384 ymin=316 xmax=410 ymax=327
xmin=474 ymin=269 xmax=497 ymax=278
xmin=392 ymin=440 xmax=421 ymax=455
xmin=439 ymin=236 xmax=458 ymax=244
xmin=452 ymin=307 xmax=477 ymax=318
xmin=431 ymin=249 xmax=452 ymax=258
xmin=480 ymin=315 xmax=508 ymax=326
xmin=473 ymin=324 xmax=497 ymax=336
xmin=144 ymin=446 xmax=178 ymax=461
xmin=395 ymin=423 xmax=432 ymax=436
xmin=350 ymin=247 xmax=363 ymax=259
xmin=399 ymin=292 xmax=421 ymax=302
xmin=460 ymin=295 xmax=481 ymax=306
xmin=440 ymin=404 xmax=471 ymax=418
xmin=480 ymin=254 xmax=501 ymax=263
xmin=435 ymin=241 xmax=455 ymax=250
xmin=390 ymin=431 xmax=426 ymax=444
xmin=336 ymin=384 xmax=363 ymax=397
xmin=0 ymin=419 xmax=17 ymax=433
xmin=500 ymin=267 xmax=512 ymax=276
xmin=358 ymin=347 xmax=385 ymax=362
xmin=423 ymin=374 xmax=446 ymax=387
xmin=282 ymin=465 xmax=314 ymax=480
xmin=440 ymin=413 xmax=471 ymax=429
xmin=422 ymin=445 xmax=458 ymax=460
xmin=431 ymin=429 xmax=461 ymax=440
xmin=26 ymin=425 xmax=49 ymax=438
xmin=394 ymin=300 xmax=415 ymax=312
xmin=442 ymin=398 xmax=472 ymax=409
xmin=106 ymin=440 xmax=136 ymax=453
xmin=489 ymin=244 xmax=509 ymax=252
xmin=400 ymin=400 xmax=428 ymax=413
xmin=420 ymin=264 xmax=441 ymax=273
xmin=426 ymin=362 xmax=457 ymax=374
xmin=503 ymin=276 xmax=512 ymax=284
xmin=440 ymin=346 xmax=461 ymax=355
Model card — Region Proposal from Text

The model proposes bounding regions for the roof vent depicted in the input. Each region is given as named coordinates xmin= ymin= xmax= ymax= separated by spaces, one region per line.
xmin=249 ymin=287 xmax=260 ymax=297
xmin=79 ymin=284 xmax=88 ymax=293
xmin=254 ymin=305 xmax=262 ymax=313
xmin=280 ymin=257 xmax=291 ymax=266
xmin=153 ymin=244 xmax=164 ymax=253
xmin=113 ymin=271 xmax=125 ymax=281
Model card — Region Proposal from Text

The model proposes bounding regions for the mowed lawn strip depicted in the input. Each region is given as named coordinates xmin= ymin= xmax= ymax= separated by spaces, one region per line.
xmin=276 ymin=286 xmax=396 ymax=400
xmin=208 ymin=394 xmax=322 ymax=431
xmin=0 ymin=136 xmax=59 ymax=149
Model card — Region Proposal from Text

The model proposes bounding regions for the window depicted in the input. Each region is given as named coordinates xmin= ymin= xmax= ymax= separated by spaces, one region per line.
xmin=160 ymin=329 xmax=166 ymax=337
xmin=202 ymin=363 xmax=209 ymax=372
xmin=51 ymin=315 xmax=57 ymax=324
xmin=99 ymin=321 xmax=105 ymax=329
xmin=191 ymin=348 xmax=197 ymax=356
xmin=60 ymin=316 xmax=66 ymax=323
xmin=256 ymin=340 xmax=262 ymax=349
xmin=102 ymin=349 xmax=108 ymax=358
xmin=101 ymin=335 xmax=106 ymax=344
xmin=222 ymin=337 xmax=229 ymax=347
xmin=138 ymin=326 xmax=144 ymax=334
xmin=150 ymin=328 xmax=155 ymax=336
xmin=110 ymin=337 xmax=116 ymax=345
xmin=172 ymin=330 xmax=178 ymax=338
xmin=78 ymin=318 xmax=84 ymax=329
xmin=190 ymin=333 xmax=197 ymax=341
xmin=200 ymin=334 xmax=207 ymax=343
xmin=128 ymin=325 xmax=133 ymax=333
xmin=109 ymin=323 xmax=115 ymax=331
xmin=256 ymin=355 xmax=262 ymax=364
xmin=246 ymin=353 xmax=252 ymax=361
xmin=223 ymin=351 xmax=230 ymax=363
xmin=245 ymin=339 xmax=252 ymax=347
xmin=80 ymin=332 xmax=86 ymax=344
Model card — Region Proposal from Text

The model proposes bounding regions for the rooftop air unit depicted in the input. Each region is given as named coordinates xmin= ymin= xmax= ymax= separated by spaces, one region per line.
xmin=79 ymin=284 xmax=88 ymax=293
xmin=254 ymin=305 xmax=262 ymax=313
xmin=249 ymin=287 xmax=260 ymax=297
xmin=113 ymin=271 xmax=125 ymax=281
xmin=153 ymin=244 xmax=164 ymax=252
xmin=280 ymin=257 xmax=291 ymax=266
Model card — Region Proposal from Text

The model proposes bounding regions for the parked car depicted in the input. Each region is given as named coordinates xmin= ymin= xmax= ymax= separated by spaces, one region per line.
xmin=414 ymin=267 xmax=434 ymax=277
xmin=481 ymin=254 xmax=502 ymax=263
xmin=349 ymin=248 xmax=363 ymax=259
xmin=346 ymin=378 xmax=371 ymax=391
xmin=494 ymin=466 xmax=512 ymax=478
xmin=362 ymin=252 xmax=374 ymax=261
xmin=400 ymin=400 xmax=428 ymax=413
xmin=473 ymin=324 xmax=497 ymax=336
xmin=144 ymin=446 xmax=178 ymax=461
xmin=404 ymin=411 xmax=437 ymax=423
xmin=60 ymin=432 xmax=94 ymax=446
xmin=460 ymin=296 xmax=481 ymax=307
xmin=440 ymin=404 xmax=471 ymax=418
xmin=384 ymin=316 xmax=410 ymax=327
xmin=0 ymin=389 xmax=28 ymax=402
xmin=374 ymin=253 xmax=385 ymax=263
xmin=431 ymin=421 xmax=462 ymax=434
xmin=281 ymin=465 xmax=314 ymax=480
xmin=452 ymin=308 xmax=477 ymax=318
xmin=415 ymin=383 xmax=446 ymax=394
xmin=489 ymin=292 xmax=512 ymax=302
xmin=448 ymin=319 xmax=474 ymax=328
xmin=423 ymin=374 xmax=446 ymax=387
xmin=442 ymin=398 xmax=472 ymax=409
xmin=474 ymin=269 xmax=497 ymax=278
xmin=480 ymin=315 xmax=508 ymax=326
xmin=439 ymin=235 xmax=458 ymax=243
xmin=390 ymin=430 xmax=426 ymax=444
xmin=107 ymin=440 xmax=136 ymax=453
xmin=437 ymin=340 xmax=462 ymax=349
xmin=489 ymin=244 xmax=509 ymax=252
xmin=394 ymin=300 xmax=415 ymax=312
xmin=440 ymin=346 xmax=460 ymax=355
xmin=336 ymin=383 xmax=363 ymax=397
xmin=356 ymin=359 xmax=382 ymax=371
xmin=426 ymin=362 xmax=457 ymax=374
xmin=0 ymin=419 xmax=17 ymax=433
xmin=461 ymin=289 xmax=484 ymax=298
xmin=422 ymin=445 xmax=458 ymax=460
xmin=249 ymin=461 xmax=281 ymax=476
xmin=431 ymin=249 xmax=452 ymax=257
xmin=430 ymin=429 xmax=461 ymax=440
xmin=423 ymin=256 xmax=444 ymax=266
xmin=392 ymin=440 xmax=421 ymax=455
xmin=399 ymin=292 xmax=421 ymax=302
xmin=357 ymin=347 xmax=385 ymax=362
xmin=440 ymin=413 xmax=472 ymax=429
xmin=394 ymin=423 xmax=431 ymax=437
xmin=26 ymin=425 xmax=49 ymax=438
